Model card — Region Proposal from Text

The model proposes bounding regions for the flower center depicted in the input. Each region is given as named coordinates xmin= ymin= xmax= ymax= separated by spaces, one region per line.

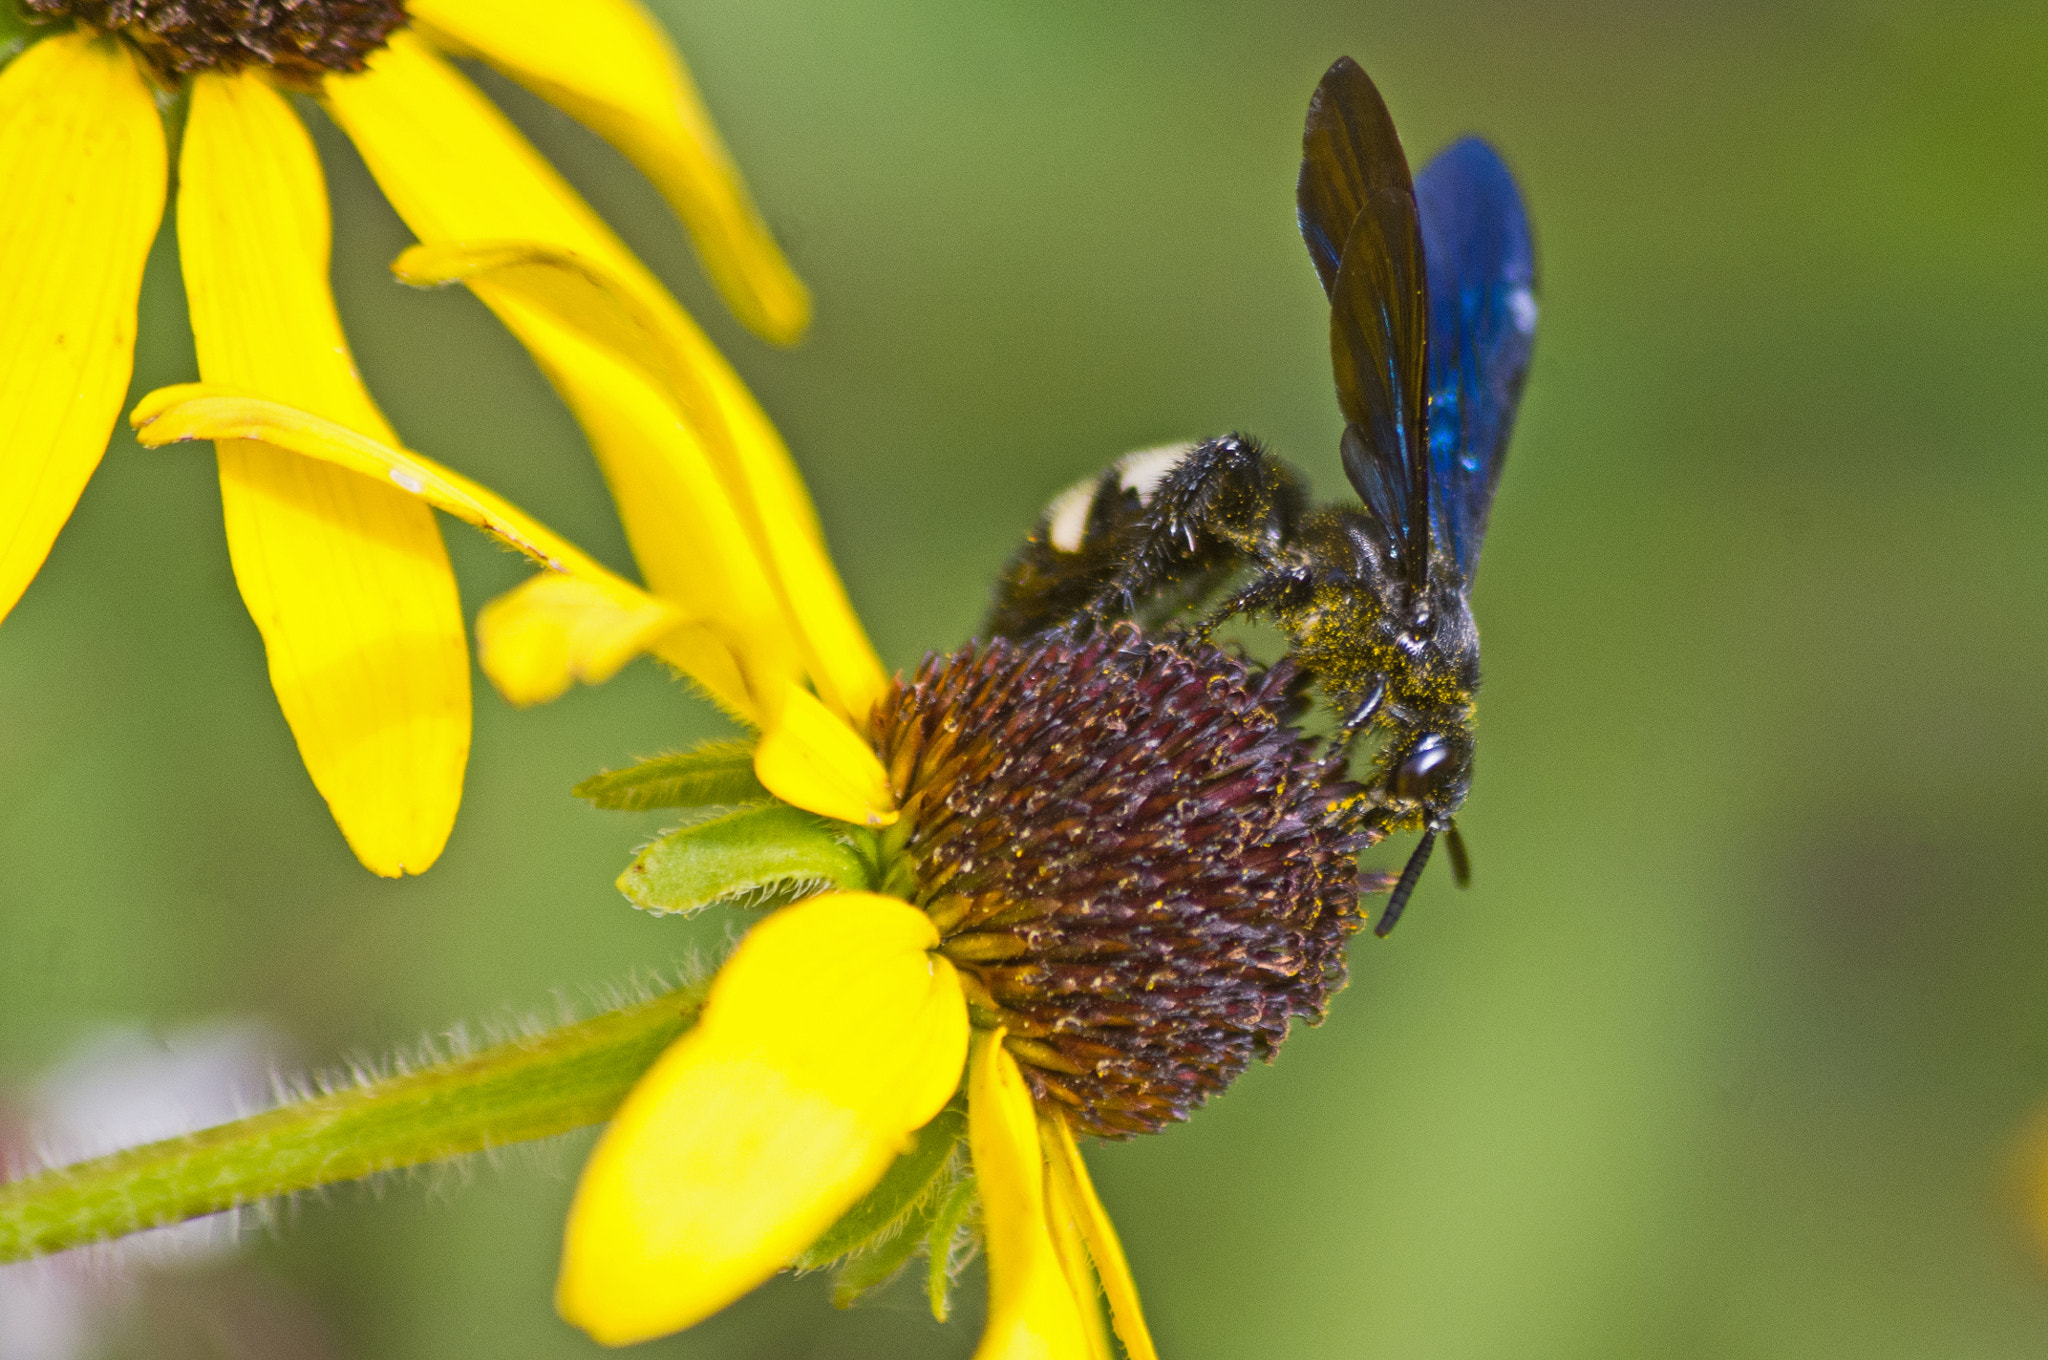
xmin=30 ymin=0 xmax=409 ymax=76
xmin=871 ymin=624 xmax=1372 ymax=1138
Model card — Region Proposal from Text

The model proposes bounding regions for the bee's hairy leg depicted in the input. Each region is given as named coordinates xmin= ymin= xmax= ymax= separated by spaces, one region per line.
xmin=1341 ymin=674 xmax=1388 ymax=732
xmin=1080 ymin=434 xmax=1305 ymax=621
xmin=1193 ymin=566 xmax=1315 ymax=639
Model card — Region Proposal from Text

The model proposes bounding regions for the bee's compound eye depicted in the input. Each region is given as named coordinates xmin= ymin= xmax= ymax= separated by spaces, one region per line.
xmin=1392 ymin=734 xmax=1450 ymax=801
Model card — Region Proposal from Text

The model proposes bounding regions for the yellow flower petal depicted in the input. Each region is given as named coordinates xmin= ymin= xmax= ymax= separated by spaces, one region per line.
xmin=391 ymin=242 xmax=700 ymax=406
xmin=1042 ymin=1141 xmax=1114 ymax=1360
xmin=321 ymin=31 xmax=637 ymax=274
xmin=643 ymin=624 xmax=758 ymax=722
xmin=0 ymin=34 xmax=163 ymax=624
xmin=1043 ymin=1113 xmax=1158 ymax=1360
xmin=475 ymin=577 xmax=756 ymax=720
xmin=179 ymin=72 xmax=467 ymax=876
xmin=181 ymin=77 xmax=395 ymax=440
xmin=540 ymin=323 xmax=808 ymax=713
xmin=471 ymin=574 xmax=674 ymax=706
xmin=558 ymin=893 xmax=968 ymax=1346
xmin=753 ymin=682 xmax=898 ymax=828
xmin=968 ymin=1031 xmax=1094 ymax=1360
xmin=407 ymin=0 xmax=811 ymax=344
xmin=323 ymin=37 xmax=810 ymax=713
xmin=327 ymin=39 xmax=883 ymax=724
xmin=138 ymin=386 xmax=613 ymax=577
xmin=127 ymin=386 xmax=759 ymax=721
xmin=392 ymin=238 xmax=885 ymax=725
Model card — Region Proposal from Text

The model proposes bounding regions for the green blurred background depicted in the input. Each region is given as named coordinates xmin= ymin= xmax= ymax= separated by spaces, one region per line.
xmin=6 ymin=0 xmax=2048 ymax=1355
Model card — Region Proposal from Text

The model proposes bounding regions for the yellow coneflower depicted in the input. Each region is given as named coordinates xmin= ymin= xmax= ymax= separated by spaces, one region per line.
xmin=128 ymin=233 xmax=1369 ymax=1350
xmin=0 ymin=0 xmax=807 ymax=875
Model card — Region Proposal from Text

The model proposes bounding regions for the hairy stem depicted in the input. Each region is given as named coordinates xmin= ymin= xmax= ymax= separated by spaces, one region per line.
xmin=0 ymin=984 xmax=704 ymax=1263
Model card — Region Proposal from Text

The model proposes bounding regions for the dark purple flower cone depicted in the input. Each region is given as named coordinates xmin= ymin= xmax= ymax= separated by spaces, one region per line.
xmin=870 ymin=624 xmax=1375 ymax=1138
xmin=32 ymin=0 xmax=410 ymax=76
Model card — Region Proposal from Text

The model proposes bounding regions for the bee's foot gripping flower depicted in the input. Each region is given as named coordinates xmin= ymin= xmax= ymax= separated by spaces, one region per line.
xmin=873 ymin=623 xmax=1374 ymax=1139
xmin=26 ymin=0 xmax=409 ymax=76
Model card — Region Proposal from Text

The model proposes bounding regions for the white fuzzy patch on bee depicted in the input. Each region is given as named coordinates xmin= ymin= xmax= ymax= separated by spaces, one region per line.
xmin=1115 ymin=441 xmax=1199 ymax=501
xmin=1045 ymin=477 xmax=1101 ymax=553
xmin=1044 ymin=441 xmax=1200 ymax=553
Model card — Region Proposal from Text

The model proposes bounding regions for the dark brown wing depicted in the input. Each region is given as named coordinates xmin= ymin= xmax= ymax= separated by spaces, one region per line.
xmin=1301 ymin=59 xmax=1431 ymax=586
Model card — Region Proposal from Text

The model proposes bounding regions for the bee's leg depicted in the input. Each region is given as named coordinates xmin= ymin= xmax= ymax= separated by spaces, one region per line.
xmin=1079 ymin=435 xmax=1305 ymax=621
xmin=985 ymin=434 xmax=1305 ymax=639
xmin=1194 ymin=565 xmax=1314 ymax=638
xmin=1339 ymin=675 xmax=1387 ymax=733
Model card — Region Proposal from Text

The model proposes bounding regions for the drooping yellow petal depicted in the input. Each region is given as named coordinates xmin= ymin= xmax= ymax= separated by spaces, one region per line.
xmin=969 ymin=1031 xmax=1094 ymax=1360
xmin=392 ymin=242 xmax=699 ymax=403
xmin=470 ymin=572 xmax=671 ymax=705
xmin=0 ymin=34 xmax=163 ymax=624
xmin=128 ymin=386 xmax=757 ymax=721
xmin=1042 ymin=1142 xmax=1114 ymax=1360
xmin=391 ymin=239 xmax=885 ymax=725
xmin=475 ymin=574 xmax=693 ymax=709
xmin=407 ymin=0 xmax=811 ymax=344
xmin=137 ymin=386 xmax=618 ymax=577
xmin=475 ymin=572 xmax=757 ymax=719
xmin=326 ymin=40 xmax=884 ymax=722
xmin=1043 ymin=1113 xmax=1158 ymax=1360
xmin=179 ymin=71 xmax=467 ymax=876
xmin=753 ymin=682 xmax=897 ymax=828
xmin=558 ymin=893 xmax=968 ymax=1346
xmin=323 ymin=36 xmax=809 ymax=713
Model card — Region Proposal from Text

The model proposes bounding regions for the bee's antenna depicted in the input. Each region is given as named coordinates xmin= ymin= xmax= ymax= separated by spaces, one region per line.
xmin=1445 ymin=823 xmax=1471 ymax=888
xmin=1375 ymin=827 xmax=1437 ymax=937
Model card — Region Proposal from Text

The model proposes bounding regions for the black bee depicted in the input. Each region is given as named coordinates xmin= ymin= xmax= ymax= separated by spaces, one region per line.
xmin=984 ymin=57 xmax=1536 ymax=935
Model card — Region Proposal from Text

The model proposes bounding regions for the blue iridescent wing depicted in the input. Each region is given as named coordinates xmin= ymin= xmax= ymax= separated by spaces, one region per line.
xmin=1298 ymin=57 xmax=1432 ymax=588
xmin=1415 ymin=137 xmax=1536 ymax=585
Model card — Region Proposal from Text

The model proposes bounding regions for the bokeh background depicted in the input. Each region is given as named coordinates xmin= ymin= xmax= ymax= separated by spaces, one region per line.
xmin=5 ymin=1 xmax=2048 ymax=1355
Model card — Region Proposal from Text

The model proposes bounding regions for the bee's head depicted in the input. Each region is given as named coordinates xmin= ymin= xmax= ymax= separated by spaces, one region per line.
xmin=1371 ymin=728 xmax=1476 ymax=937
xmin=1384 ymin=728 xmax=1474 ymax=827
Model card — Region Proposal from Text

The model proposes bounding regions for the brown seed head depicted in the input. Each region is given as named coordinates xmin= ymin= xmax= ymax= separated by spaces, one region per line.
xmin=29 ymin=0 xmax=408 ymax=76
xmin=870 ymin=624 xmax=1374 ymax=1138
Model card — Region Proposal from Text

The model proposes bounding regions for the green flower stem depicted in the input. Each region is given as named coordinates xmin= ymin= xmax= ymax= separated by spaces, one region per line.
xmin=0 ymin=983 xmax=705 ymax=1264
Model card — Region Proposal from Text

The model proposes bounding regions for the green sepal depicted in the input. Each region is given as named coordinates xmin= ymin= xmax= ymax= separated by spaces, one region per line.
xmin=576 ymin=738 xmax=769 ymax=811
xmin=618 ymin=803 xmax=874 ymax=915
xmin=827 ymin=1193 xmax=940 ymax=1307
xmin=925 ymin=1173 xmax=981 ymax=1322
xmin=801 ymin=1100 xmax=965 ymax=1273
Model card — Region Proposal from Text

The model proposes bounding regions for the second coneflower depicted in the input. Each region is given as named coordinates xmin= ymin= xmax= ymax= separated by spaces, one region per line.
xmin=0 ymin=0 xmax=807 ymax=875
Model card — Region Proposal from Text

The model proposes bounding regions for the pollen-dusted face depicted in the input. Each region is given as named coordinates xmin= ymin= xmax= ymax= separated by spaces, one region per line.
xmin=869 ymin=624 xmax=1371 ymax=1138
xmin=1384 ymin=728 xmax=1474 ymax=826
xmin=26 ymin=0 xmax=411 ymax=76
